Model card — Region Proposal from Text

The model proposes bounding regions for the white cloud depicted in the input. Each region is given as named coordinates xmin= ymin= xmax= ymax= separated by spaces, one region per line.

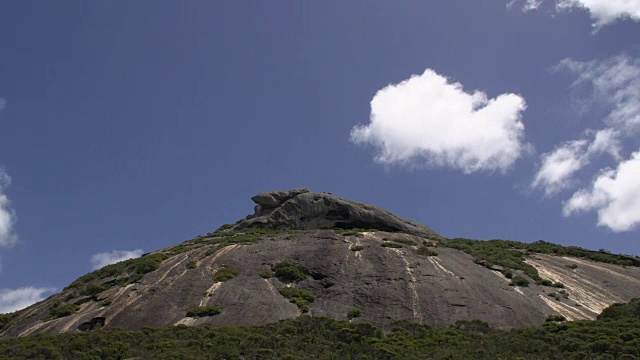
xmin=536 ymin=54 xmax=640 ymax=231
xmin=350 ymin=69 xmax=528 ymax=173
xmin=557 ymin=0 xmax=640 ymax=28
xmin=0 ymin=169 xmax=17 ymax=248
xmin=559 ymin=55 xmax=640 ymax=132
xmin=0 ymin=97 xmax=6 ymax=111
xmin=509 ymin=0 xmax=640 ymax=28
xmin=563 ymin=150 xmax=640 ymax=232
xmin=0 ymin=287 xmax=55 ymax=314
xmin=532 ymin=129 xmax=622 ymax=196
xmin=507 ymin=0 xmax=544 ymax=11
xmin=532 ymin=139 xmax=589 ymax=196
xmin=91 ymin=249 xmax=144 ymax=270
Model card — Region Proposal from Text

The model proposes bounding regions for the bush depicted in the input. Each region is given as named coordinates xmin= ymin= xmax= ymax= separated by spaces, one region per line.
xmin=510 ymin=275 xmax=529 ymax=287
xmin=272 ymin=262 xmax=309 ymax=282
xmin=49 ymin=304 xmax=80 ymax=319
xmin=416 ymin=246 xmax=438 ymax=256
xmin=186 ymin=306 xmax=223 ymax=317
xmin=214 ymin=266 xmax=239 ymax=282
xmin=502 ymin=269 xmax=513 ymax=279
xmin=347 ymin=308 xmax=362 ymax=319
xmin=259 ymin=270 xmax=273 ymax=279
xmin=566 ymin=263 xmax=578 ymax=269
xmin=391 ymin=238 xmax=418 ymax=246
xmin=279 ymin=288 xmax=315 ymax=312
xmin=186 ymin=260 xmax=197 ymax=269
xmin=350 ymin=245 xmax=364 ymax=252
xmin=546 ymin=314 xmax=566 ymax=322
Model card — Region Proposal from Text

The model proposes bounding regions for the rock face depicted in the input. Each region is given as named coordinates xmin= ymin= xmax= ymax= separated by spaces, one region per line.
xmin=234 ymin=189 xmax=444 ymax=240
xmin=2 ymin=190 xmax=640 ymax=337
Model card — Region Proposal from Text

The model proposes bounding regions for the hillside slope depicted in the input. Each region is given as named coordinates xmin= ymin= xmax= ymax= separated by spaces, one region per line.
xmin=2 ymin=189 xmax=639 ymax=337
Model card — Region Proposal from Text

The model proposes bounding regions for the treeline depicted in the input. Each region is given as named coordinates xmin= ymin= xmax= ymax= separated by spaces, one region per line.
xmin=1 ymin=300 xmax=639 ymax=360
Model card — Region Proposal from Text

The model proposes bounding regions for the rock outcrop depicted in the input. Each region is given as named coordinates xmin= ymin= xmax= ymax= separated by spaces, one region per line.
xmin=234 ymin=189 xmax=444 ymax=240
xmin=2 ymin=190 xmax=640 ymax=338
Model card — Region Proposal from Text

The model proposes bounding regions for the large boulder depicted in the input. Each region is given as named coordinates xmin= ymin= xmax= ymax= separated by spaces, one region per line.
xmin=234 ymin=189 xmax=444 ymax=240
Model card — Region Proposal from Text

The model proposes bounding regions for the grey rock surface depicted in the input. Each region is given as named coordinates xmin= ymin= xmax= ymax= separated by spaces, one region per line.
xmin=235 ymin=189 xmax=444 ymax=240
xmin=3 ymin=230 xmax=640 ymax=337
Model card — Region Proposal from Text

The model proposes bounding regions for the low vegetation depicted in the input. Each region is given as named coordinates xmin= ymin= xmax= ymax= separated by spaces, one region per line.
xmin=510 ymin=275 xmax=529 ymax=287
xmin=272 ymin=262 xmax=309 ymax=282
xmin=278 ymin=287 xmax=316 ymax=312
xmin=185 ymin=306 xmax=223 ymax=318
xmin=213 ymin=266 xmax=239 ymax=282
xmin=2 ymin=299 xmax=639 ymax=359
xmin=259 ymin=269 xmax=273 ymax=278
xmin=350 ymin=245 xmax=364 ymax=251
xmin=48 ymin=304 xmax=80 ymax=320
xmin=347 ymin=308 xmax=362 ymax=319
xmin=388 ymin=238 xmax=418 ymax=246
xmin=416 ymin=246 xmax=438 ymax=256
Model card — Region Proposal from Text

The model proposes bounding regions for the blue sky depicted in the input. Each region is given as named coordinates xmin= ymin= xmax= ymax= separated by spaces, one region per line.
xmin=1 ymin=1 xmax=639 ymax=312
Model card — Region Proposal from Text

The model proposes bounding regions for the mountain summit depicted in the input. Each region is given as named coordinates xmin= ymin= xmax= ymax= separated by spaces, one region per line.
xmin=1 ymin=190 xmax=639 ymax=337
xmin=233 ymin=188 xmax=443 ymax=239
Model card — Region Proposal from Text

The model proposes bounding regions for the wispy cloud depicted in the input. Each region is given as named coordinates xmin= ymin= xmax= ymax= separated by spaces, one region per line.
xmin=509 ymin=0 xmax=640 ymax=28
xmin=532 ymin=129 xmax=621 ymax=196
xmin=533 ymin=54 xmax=640 ymax=232
xmin=0 ymin=169 xmax=17 ymax=250
xmin=351 ymin=69 xmax=528 ymax=174
xmin=563 ymin=150 xmax=640 ymax=232
xmin=91 ymin=249 xmax=144 ymax=270
xmin=0 ymin=287 xmax=55 ymax=314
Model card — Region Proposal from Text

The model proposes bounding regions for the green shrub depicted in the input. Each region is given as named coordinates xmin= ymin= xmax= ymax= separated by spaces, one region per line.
xmin=279 ymin=288 xmax=315 ymax=312
xmin=566 ymin=263 xmax=578 ymax=269
xmin=381 ymin=242 xmax=403 ymax=248
xmin=272 ymin=262 xmax=309 ymax=282
xmin=214 ymin=266 xmax=239 ymax=282
xmin=502 ymin=269 xmax=513 ymax=279
xmin=347 ymin=308 xmax=362 ymax=319
xmin=350 ymin=245 xmax=364 ymax=252
xmin=101 ymin=298 xmax=113 ymax=306
xmin=598 ymin=298 xmax=640 ymax=320
xmin=540 ymin=279 xmax=554 ymax=287
xmin=391 ymin=238 xmax=418 ymax=246
xmin=416 ymin=246 xmax=438 ymax=256
xmin=186 ymin=260 xmax=197 ymax=269
xmin=259 ymin=270 xmax=273 ymax=279
xmin=510 ymin=275 xmax=529 ymax=287
xmin=545 ymin=314 xmax=566 ymax=322
xmin=49 ymin=304 xmax=80 ymax=319
xmin=185 ymin=306 xmax=223 ymax=317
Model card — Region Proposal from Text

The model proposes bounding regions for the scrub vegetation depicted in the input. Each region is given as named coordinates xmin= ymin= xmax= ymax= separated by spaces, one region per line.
xmin=2 ymin=299 xmax=639 ymax=360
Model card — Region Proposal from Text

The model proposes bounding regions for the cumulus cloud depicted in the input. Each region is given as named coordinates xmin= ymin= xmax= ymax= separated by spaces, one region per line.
xmin=350 ymin=69 xmax=528 ymax=173
xmin=563 ymin=150 xmax=640 ymax=232
xmin=0 ymin=169 xmax=17 ymax=248
xmin=0 ymin=287 xmax=55 ymax=314
xmin=91 ymin=249 xmax=144 ymax=270
xmin=509 ymin=0 xmax=640 ymax=28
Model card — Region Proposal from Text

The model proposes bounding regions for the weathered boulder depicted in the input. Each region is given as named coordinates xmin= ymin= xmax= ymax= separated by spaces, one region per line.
xmin=234 ymin=189 xmax=444 ymax=240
